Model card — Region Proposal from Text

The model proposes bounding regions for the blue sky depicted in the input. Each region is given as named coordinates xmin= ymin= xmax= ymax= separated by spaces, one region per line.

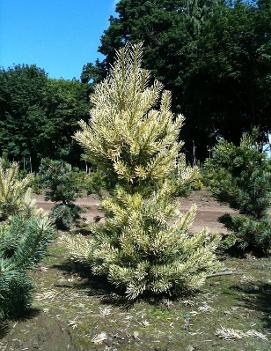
xmin=0 ymin=0 xmax=116 ymax=80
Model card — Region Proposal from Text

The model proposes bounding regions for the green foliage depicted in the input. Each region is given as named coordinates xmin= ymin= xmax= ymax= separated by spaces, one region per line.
xmin=72 ymin=170 xmax=96 ymax=195
xmin=69 ymin=44 xmax=220 ymax=299
xmin=83 ymin=189 xmax=219 ymax=299
xmin=38 ymin=159 xmax=82 ymax=230
xmin=218 ymin=232 xmax=238 ymax=253
xmin=0 ymin=215 xmax=54 ymax=321
xmin=220 ymin=214 xmax=271 ymax=254
xmin=0 ymin=271 xmax=32 ymax=320
xmin=173 ymin=165 xmax=203 ymax=197
xmin=0 ymin=159 xmax=36 ymax=220
xmin=0 ymin=65 xmax=89 ymax=169
xmin=76 ymin=44 xmax=197 ymax=195
xmin=204 ymin=131 xmax=271 ymax=255
xmin=29 ymin=174 xmax=43 ymax=195
xmin=0 ymin=215 xmax=54 ymax=271
xmin=0 ymin=161 xmax=55 ymax=321
xmin=87 ymin=169 xmax=112 ymax=196
xmin=85 ymin=0 xmax=271 ymax=160
xmin=51 ymin=203 xmax=80 ymax=231
xmin=38 ymin=158 xmax=80 ymax=203
xmin=40 ymin=79 xmax=90 ymax=165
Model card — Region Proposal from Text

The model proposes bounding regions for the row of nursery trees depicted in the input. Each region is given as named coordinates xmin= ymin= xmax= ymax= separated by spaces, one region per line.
xmin=1 ymin=44 xmax=270 ymax=323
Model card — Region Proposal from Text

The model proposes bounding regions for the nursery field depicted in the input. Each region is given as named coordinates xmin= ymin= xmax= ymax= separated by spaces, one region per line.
xmin=1 ymin=190 xmax=270 ymax=351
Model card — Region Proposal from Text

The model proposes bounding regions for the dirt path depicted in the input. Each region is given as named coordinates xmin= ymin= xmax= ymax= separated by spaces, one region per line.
xmin=35 ymin=189 xmax=234 ymax=234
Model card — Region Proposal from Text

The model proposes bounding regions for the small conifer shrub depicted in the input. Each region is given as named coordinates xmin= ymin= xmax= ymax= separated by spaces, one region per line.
xmin=0 ymin=215 xmax=54 ymax=320
xmin=0 ymin=159 xmax=36 ymax=220
xmin=38 ymin=159 xmax=81 ymax=230
xmin=0 ymin=159 xmax=55 ymax=321
xmin=204 ymin=131 xmax=271 ymax=255
xmin=67 ymin=44 xmax=220 ymax=299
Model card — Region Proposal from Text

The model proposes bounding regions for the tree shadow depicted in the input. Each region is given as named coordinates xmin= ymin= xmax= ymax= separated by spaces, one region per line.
xmin=53 ymin=260 xmax=189 ymax=309
xmin=231 ymin=282 xmax=271 ymax=329
xmin=53 ymin=260 xmax=132 ymax=308
xmin=0 ymin=308 xmax=41 ymax=340
xmin=13 ymin=307 xmax=41 ymax=321
xmin=0 ymin=322 xmax=9 ymax=339
xmin=70 ymin=227 xmax=93 ymax=236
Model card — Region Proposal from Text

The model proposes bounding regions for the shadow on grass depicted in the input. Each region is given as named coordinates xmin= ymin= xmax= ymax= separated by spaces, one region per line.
xmin=70 ymin=227 xmax=93 ymax=236
xmin=13 ymin=307 xmax=41 ymax=321
xmin=53 ymin=260 xmax=191 ymax=309
xmin=53 ymin=260 xmax=132 ymax=308
xmin=0 ymin=308 xmax=40 ymax=340
xmin=232 ymin=282 xmax=271 ymax=329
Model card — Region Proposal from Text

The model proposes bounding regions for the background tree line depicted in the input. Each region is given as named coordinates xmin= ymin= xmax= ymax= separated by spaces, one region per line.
xmin=0 ymin=65 xmax=90 ymax=171
xmin=1 ymin=0 xmax=271 ymax=169
xmin=82 ymin=0 xmax=271 ymax=161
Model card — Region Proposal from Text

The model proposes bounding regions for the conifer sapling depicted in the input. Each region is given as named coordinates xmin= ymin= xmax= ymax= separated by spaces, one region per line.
xmin=68 ymin=43 xmax=220 ymax=299
xmin=38 ymin=158 xmax=81 ymax=230
xmin=0 ymin=159 xmax=55 ymax=321
xmin=204 ymin=130 xmax=271 ymax=255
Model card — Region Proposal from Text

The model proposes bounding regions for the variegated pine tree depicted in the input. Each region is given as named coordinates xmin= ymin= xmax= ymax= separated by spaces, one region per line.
xmin=0 ymin=159 xmax=37 ymax=220
xmin=71 ymin=43 xmax=220 ymax=299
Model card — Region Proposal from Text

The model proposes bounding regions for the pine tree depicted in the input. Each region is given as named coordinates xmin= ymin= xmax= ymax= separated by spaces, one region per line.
xmin=0 ymin=159 xmax=37 ymax=220
xmin=0 ymin=215 xmax=54 ymax=320
xmin=38 ymin=158 xmax=81 ymax=230
xmin=0 ymin=159 xmax=55 ymax=321
xmin=70 ymin=44 xmax=220 ymax=299
xmin=204 ymin=130 xmax=271 ymax=255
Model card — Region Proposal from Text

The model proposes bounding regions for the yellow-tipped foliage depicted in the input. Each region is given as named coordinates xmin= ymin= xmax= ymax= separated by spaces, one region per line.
xmin=75 ymin=43 xmax=185 ymax=191
xmin=0 ymin=159 xmax=38 ymax=220
xmin=71 ymin=43 xmax=220 ymax=298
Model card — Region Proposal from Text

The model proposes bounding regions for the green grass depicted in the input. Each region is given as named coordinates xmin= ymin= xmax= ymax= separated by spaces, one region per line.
xmin=1 ymin=235 xmax=270 ymax=351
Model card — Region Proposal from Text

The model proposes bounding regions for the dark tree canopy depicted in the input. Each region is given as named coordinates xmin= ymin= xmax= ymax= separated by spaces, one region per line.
xmin=83 ymin=0 xmax=271 ymax=160
xmin=1 ymin=1 xmax=270 ymax=165
xmin=0 ymin=65 xmax=89 ymax=170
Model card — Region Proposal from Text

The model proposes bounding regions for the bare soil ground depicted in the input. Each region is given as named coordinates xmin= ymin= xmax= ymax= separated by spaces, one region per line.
xmin=1 ymin=190 xmax=270 ymax=351
xmin=35 ymin=189 xmax=234 ymax=234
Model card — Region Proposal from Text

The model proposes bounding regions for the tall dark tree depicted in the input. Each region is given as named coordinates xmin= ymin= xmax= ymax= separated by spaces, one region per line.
xmin=193 ymin=0 xmax=271 ymax=146
xmin=0 ymin=65 xmax=47 ymax=164
xmin=41 ymin=78 xmax=89 ymax=165
xmin=83 ymin=0 xmax=271 ymax=160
